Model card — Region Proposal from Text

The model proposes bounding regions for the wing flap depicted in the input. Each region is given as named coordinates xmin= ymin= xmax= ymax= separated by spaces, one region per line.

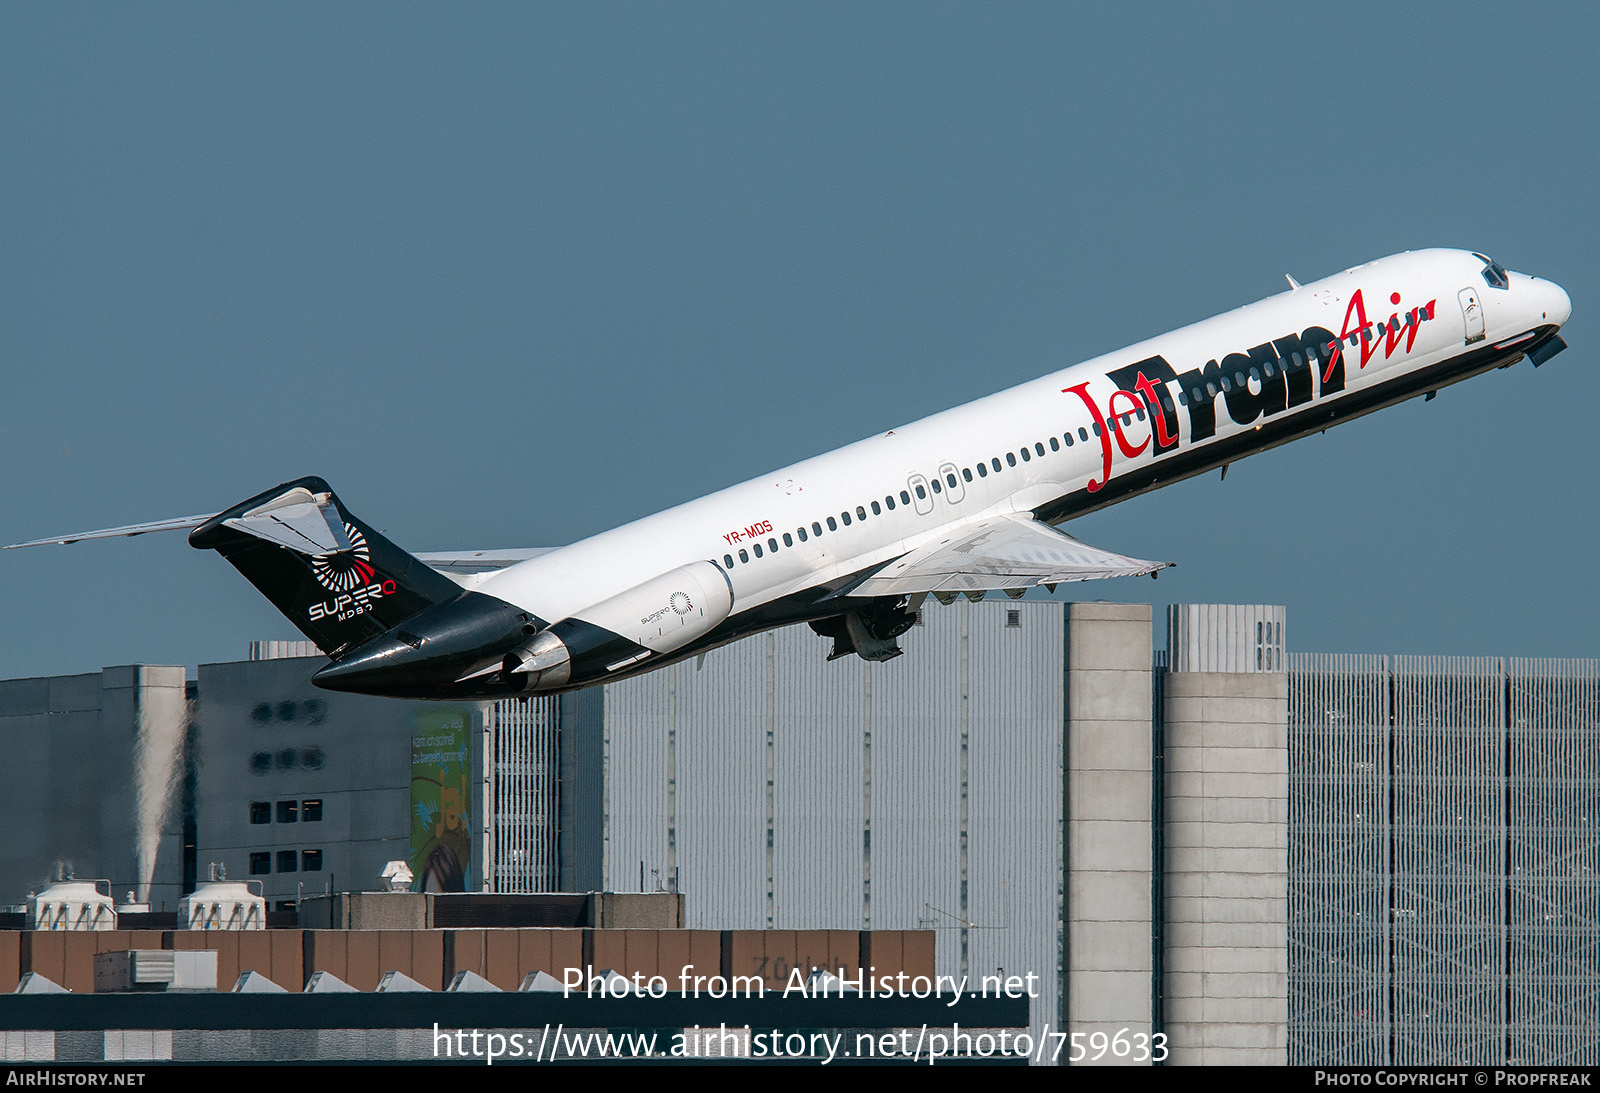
xmin=853 ymin=513 xmax=1171 ymax=596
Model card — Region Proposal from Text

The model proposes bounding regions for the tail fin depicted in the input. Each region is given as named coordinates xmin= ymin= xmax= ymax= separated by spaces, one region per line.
xmin=188 ymin=477 xmax=462 ymax=658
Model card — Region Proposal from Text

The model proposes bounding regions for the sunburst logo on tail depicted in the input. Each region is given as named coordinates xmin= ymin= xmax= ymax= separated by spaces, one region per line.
xmin=310 ymin=524 xmax=375 ymax=592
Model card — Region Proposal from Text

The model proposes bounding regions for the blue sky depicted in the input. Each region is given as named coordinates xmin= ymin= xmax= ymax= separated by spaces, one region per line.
xmin=2 ymin=3 xmax=1595 ymax=679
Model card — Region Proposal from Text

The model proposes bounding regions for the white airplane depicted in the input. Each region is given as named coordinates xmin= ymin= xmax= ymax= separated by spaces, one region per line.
xmin=9 ymin=249 xmax=1570 ymax=699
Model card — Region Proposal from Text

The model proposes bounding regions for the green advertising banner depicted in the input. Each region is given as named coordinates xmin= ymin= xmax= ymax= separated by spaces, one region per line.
xmin=410 ymin=709 xmax=471 ymax=892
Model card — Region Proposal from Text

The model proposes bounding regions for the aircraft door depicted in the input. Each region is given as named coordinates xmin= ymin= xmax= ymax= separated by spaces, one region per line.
xmin=1459 ymin=287 xmax=1485 ymax=345
xmin=906 ymin=473 xmax=934 ymax=515
xmin=937 ymin=462 xmax=965 ymax=504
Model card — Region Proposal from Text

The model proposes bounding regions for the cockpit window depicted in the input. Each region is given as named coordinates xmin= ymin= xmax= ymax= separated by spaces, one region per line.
xmin=1473 ymin=252 xmax=1510 ymax=290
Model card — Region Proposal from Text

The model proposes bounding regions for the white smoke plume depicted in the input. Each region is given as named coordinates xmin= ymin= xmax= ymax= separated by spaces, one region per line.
xmin=133 ymin=684 xmax=189 ymax=906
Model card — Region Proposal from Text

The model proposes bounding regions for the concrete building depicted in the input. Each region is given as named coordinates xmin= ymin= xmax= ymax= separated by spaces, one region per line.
xmin=0 ymin=665 xmax=188 ymax=909
xmin=193 ymin=651 xmax=481 ymax=909
xmin=1162 ymin=604 xmax=1289 ymax=1064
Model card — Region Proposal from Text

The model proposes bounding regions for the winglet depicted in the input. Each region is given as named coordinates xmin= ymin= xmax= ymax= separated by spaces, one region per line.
xmin=1285 ymin=274 xmax=1302 ymax=291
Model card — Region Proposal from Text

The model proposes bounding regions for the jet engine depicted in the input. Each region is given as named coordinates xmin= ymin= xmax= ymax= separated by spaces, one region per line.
xmin=502 ymin=560 xmax=735 ymax=691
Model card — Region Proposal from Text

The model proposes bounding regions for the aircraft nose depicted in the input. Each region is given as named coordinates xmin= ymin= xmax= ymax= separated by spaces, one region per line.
xmin=1543 ymin=279 xmax=1572 ymax=328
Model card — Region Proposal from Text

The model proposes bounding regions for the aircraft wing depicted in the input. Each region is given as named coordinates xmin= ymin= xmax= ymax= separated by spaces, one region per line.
xmin=851 ymin=513 xmax=1171 ymax=597
xmin=413 ymin=549 xmax=557 ymax=575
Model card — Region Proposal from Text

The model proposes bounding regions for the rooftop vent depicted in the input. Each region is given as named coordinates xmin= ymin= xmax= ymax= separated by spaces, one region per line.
xmin=176 ymin=881 xmax=266 ymax=931
xmin=31 ymin=880 xmax=117 ymax=932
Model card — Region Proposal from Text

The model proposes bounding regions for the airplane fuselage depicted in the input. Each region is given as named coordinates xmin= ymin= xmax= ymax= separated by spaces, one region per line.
xmin=403 ymin=248 xmax=1564 ymax=696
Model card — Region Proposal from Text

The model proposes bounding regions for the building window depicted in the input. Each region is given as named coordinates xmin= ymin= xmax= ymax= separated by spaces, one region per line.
xmin=249 ymin=753 xmax=271 ymax=776
xmin=1006 ymin=609 xmax=1021 ymax=628
xmin=303 ymin=799 xmax=323 ymax=822
xmin=249 ymin=853 xmax=270 ymax=876
xmin=302 ymin=849 xmax=324 ymax=872
xmin=276 ymin=800 xmax=298 ymax=824
xmin=277 ymin=850 xmax=298 ymax=873
xmin=250 ymin=802 xmax=271 ymax=825
xmin=274 ymin=900 xmax=297 ymax=913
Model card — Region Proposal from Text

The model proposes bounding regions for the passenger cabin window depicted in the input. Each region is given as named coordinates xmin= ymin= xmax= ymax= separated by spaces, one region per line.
xmin=739 ymin=549 xmax=749 ymax=563
xmin=783 ymin=532 xmax=793 ymax=547
xmin=827 ymin=516 xmax=837 ymax=531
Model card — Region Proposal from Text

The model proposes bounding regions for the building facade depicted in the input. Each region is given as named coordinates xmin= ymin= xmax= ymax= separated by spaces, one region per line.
xmin=5 ymin=605 xmax=1598 ymax=1066
xmin=1288 ymin=655 xmax=1600 ymax=1066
